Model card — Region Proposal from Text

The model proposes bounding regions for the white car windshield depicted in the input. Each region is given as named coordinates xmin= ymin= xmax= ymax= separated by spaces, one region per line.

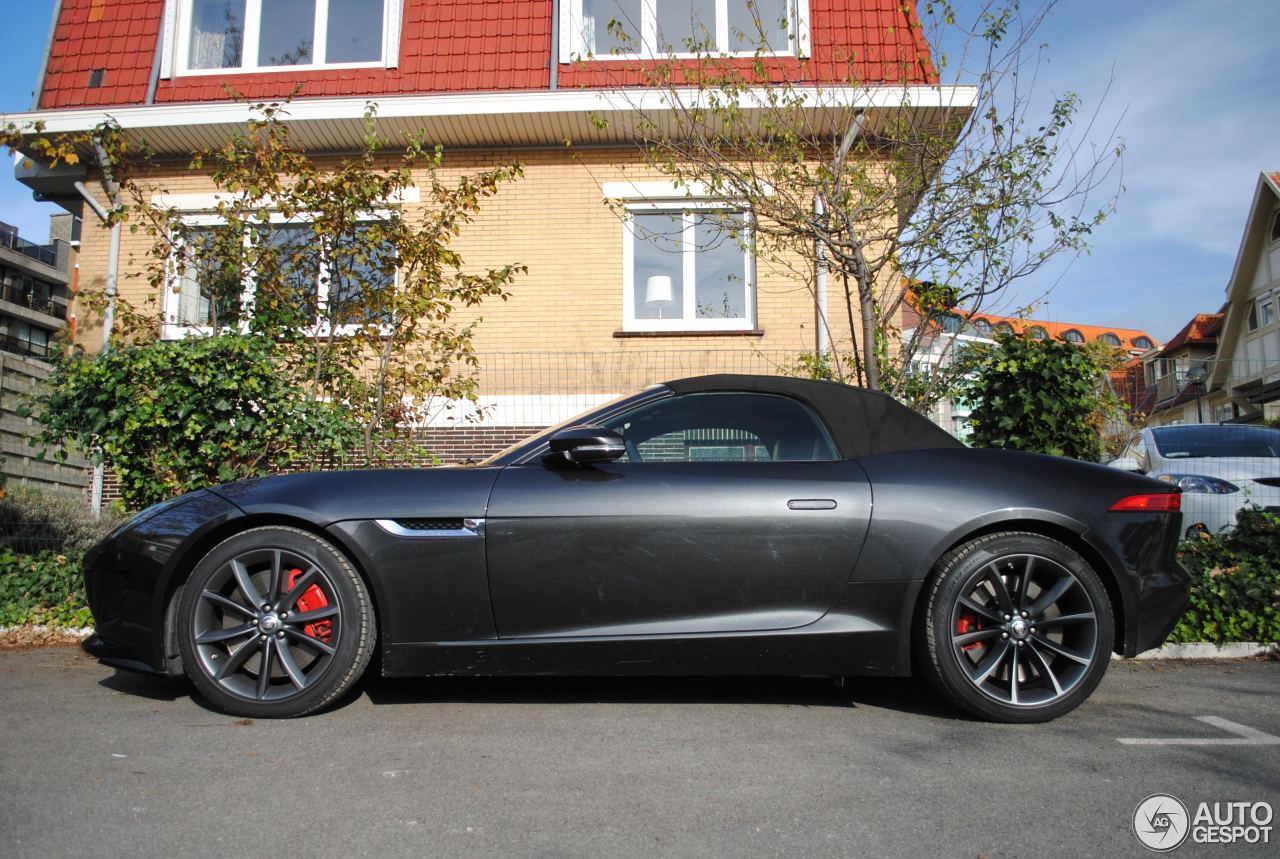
xmin=1151 ymin=425 xmax=1280 ymax=458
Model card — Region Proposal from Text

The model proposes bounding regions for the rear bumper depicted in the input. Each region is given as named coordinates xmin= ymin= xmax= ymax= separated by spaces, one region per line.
xmin=1127 ymin=562 xmax=1191 ymax=656
xmin=1086 ymin=509 xmax=1192 ymax=658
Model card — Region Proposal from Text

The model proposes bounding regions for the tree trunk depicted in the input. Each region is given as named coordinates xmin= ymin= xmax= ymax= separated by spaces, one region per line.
xmin=858 ymin=275 xmax=880 ymax=391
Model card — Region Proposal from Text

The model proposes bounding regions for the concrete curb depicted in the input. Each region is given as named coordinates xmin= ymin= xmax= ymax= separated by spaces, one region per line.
xmin=1113 ymin=642 xmax=1278 ymax=660
xmin=0 ymin=625 xmax=94 ymax=638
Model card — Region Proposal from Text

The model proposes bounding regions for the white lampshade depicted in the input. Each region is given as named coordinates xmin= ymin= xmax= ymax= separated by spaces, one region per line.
xmin=645 ymin=275 xmax=674 ymax=307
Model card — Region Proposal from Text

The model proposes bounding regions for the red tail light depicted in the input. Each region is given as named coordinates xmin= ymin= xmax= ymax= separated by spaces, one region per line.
xmin=1110 ymin=493 xmax=1181 ymax=512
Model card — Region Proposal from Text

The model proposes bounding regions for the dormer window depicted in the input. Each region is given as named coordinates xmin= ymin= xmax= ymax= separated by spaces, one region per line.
xmin=971 ymin=318 xmax=993 ymax=334
xmin=568 ymin=0 xmax=810 ymax=60
xmin=1097 ymin=332 xmax=1121 ymax=347
xmin=1133 ymin=336 xmax=1154 ymax=350
xmin=1061 ymin=329 xmax=1085 ymax=344
xmin=175 ymin=0 xmax=400 ymax=74
xmin=1028 ymin=326 xmax=1048 ymax=340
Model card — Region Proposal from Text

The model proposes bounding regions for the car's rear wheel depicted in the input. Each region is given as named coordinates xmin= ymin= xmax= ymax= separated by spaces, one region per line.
xmin=917 ymin=532 xmax=1113 ymax=723
xmin=177 ymin=526 xmax=375 ymax=718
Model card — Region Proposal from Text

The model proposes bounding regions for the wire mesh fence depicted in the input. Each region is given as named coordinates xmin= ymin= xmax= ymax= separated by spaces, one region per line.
xmin=0 ymin=484 xmax=120 ymax=555
xmin=420 ymin=350 xmax=811 ymax=429
xmin=5 ymin=345 xmax=1279 ymax=522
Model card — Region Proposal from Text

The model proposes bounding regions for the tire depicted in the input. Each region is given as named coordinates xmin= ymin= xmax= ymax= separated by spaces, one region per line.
xmin=916 ymin=532 xmax=1113 ymax=723
xmin=177 ymin=526 xmax=376 ymax=718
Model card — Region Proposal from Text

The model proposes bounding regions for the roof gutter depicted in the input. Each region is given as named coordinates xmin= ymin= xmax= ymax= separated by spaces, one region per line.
xmin=3 ymin=83 xmax=977 ymax=132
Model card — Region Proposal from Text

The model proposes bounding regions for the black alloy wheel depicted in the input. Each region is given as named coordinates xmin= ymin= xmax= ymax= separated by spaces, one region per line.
xmin=917 ymin=532 xmax=1113 ymax=723
xmin=177 ymin=526 xmax=375 ymax=718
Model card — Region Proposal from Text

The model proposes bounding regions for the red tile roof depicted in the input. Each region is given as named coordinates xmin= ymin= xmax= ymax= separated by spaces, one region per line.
xmin=1110 ymin=358 xmax=1156 ymax=414
xmin=966 ymin=311 xmax=1159 ymax=353
xmin=37 ymin=0 xmax=936 ymax=110
xmin=1153 ymin=313 xmax=1223 ymax=356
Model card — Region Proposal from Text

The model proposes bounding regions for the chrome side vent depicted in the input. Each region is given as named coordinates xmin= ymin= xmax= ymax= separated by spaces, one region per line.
xmin=375 ymin=518 xmax=485 ymax=538
xmin=394 ymin=518 xmax=464 ymax=531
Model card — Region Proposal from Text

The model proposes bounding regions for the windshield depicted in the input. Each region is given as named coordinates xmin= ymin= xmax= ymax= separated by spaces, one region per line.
xmin=1151 ymin=425 xmax=1280 ymax=459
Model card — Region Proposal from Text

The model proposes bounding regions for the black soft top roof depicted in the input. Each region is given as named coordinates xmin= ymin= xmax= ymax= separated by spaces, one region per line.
xmin=662 ymin=374 xmax=963 ymax=460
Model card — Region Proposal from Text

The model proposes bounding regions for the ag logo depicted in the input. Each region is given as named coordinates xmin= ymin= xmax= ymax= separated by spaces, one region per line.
xmin=1134 ymin=794 xmax=1190 ymax=851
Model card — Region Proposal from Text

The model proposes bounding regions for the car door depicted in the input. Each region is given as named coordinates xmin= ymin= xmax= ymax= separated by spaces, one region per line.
xmin=485 ymin=392 xmax=873 ymax=638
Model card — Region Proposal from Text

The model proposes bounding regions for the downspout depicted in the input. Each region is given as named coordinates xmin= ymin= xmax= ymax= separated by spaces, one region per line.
xmin=92 ymin=145 xmax=122 ymax=352
xmin=549 ymin=0 xmax=559 ymax=90
xmin=73 ymin=149 xmax=122 ymax=520
xmin=30 ymin=0 xmax=63 ymax=110
xmin=814 ymin=195 xmax=828 ymax=358
xmin=145 ymin=1 xmax=167 ymax=104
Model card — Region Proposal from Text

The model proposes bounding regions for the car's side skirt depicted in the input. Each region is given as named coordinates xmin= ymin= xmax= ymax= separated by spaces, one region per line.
xmin=386 ymin=580 xmax=919 ymax=679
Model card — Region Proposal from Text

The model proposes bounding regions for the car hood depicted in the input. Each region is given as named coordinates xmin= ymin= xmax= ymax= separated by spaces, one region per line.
xmin=207 ymin=466 xmax=505 ymax=524
xmin=1150 ymin=457 xmax=1280 ymax=482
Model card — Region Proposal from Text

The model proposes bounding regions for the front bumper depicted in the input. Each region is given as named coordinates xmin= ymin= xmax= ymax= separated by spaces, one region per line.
xmin=82 ymin=491 xmax=244 ymax=674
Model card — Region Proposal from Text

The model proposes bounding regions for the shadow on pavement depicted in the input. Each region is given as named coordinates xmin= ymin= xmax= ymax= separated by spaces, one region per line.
xmin=98 ymin=669 xmax=190 ymax=702
xmin=359 ymin=673 xmax=970 ymax=720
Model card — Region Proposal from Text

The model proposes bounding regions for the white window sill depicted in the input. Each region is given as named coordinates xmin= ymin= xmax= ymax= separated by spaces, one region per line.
xmin=176 ymin=61 xmax=385 ymax=77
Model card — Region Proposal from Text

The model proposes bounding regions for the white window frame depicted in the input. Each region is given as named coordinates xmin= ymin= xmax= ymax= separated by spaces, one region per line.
xmin=1259 ymin=292 xmax=1277 ymax=329
xmin=622 ymin=201 xmax=756 ymax=333
xmin=564 ymin=0 xmax=810 ymax=62
xmin=167 ymin=0 xmax=402 ymax=77
xmin=162 ymin=211 xmax=397 ymax=341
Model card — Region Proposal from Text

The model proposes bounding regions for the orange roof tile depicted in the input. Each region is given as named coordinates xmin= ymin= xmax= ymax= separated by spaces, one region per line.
xmin=1152 ymin=313 xmax=1223 ymax=356
xmin=37 ymin=0 xmax=936 ymax=109
xmin=965 ymin=311 xmax=1160 ymax=353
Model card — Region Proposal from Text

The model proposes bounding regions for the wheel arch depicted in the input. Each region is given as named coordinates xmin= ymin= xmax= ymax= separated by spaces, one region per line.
xmin=157 ymin=513 xmax=387 ymax=676
xmin=912 ymin=518 xmax=1130 ymax=658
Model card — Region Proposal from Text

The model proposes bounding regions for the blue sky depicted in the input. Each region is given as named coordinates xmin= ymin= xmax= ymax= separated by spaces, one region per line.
xmin=2 ymin=0 xmax=1278 ymax=343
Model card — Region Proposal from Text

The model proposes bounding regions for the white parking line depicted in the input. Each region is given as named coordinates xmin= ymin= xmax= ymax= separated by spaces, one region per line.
xmin=1118 ymin=716 xmax=1280 ymax=746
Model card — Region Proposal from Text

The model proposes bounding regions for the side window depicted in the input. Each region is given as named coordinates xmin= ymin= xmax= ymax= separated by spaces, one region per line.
xmin=601 ymin=392 xmax=838 ymax=463
xmin=1130 ymin=434 xmax=1149 ymax=467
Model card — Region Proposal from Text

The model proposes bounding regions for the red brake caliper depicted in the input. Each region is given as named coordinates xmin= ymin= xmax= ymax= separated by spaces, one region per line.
xmin=286 ymin=568 xmax=332 ymax=643
xmin=957 ymin=610 xmax=983 ymax=651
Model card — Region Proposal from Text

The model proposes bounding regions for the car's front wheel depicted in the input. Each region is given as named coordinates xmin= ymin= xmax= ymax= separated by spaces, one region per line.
xmin=177 ymin=526 xmax=376 ymax=718
xmin=916 ymin=532 xmax=1113 ymax=723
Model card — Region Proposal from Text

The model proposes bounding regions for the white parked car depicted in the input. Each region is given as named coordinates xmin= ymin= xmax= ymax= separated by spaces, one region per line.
xmin=1108 ymin=425 xmax=1280 ymax=536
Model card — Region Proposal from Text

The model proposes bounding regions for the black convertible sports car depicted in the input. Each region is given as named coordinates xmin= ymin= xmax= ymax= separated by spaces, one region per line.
xmin=82 ymin=375 xmax=1190 ymax=722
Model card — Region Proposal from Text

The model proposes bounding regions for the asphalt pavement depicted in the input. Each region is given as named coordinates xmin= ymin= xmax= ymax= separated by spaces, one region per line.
xmin=1 ymin=647 xmax=1277 ymax=858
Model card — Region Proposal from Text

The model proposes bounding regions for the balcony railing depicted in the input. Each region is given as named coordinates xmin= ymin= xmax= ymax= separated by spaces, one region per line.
xmin=0 ymin=333 xmax=50 ymax=359
xmin=0 ymin=232 xmax=57 ymax=267
xmin=1148 ymin=357 xmax=1280 ymax=405
xmin=1155 ymin=371 xmax=1186 ymax=403
xmin=0 ymin=283 xmax=66 ymax=320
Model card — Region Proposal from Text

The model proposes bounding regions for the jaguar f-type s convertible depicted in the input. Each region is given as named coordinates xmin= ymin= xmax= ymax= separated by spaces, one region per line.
xmin=81 ymin=375 xmax=1190 ymax=722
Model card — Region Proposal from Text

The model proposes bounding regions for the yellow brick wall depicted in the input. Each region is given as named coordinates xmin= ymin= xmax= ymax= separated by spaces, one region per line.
xmin=70 ymin=148 xmax=872 ymax=369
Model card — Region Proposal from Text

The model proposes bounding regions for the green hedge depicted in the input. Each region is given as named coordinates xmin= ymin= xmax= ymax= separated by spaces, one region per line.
xmin=0 ymin=547 xmax=92 ymax=627
xmin=1167 ymin=508 xmax=1280 ymax=645
xmin=3 ymin=511 xmax=1279 ymax=644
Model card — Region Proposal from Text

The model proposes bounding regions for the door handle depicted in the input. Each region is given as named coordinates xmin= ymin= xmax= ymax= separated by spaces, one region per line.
xmin=787 ymin=499 xmax=836 ymax=510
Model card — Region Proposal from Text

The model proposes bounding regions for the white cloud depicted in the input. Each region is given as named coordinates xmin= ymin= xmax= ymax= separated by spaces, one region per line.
xmin=999 ymin=0 xmax=1280 ymax=338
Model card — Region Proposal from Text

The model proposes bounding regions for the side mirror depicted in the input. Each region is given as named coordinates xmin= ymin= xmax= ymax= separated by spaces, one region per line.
xmin=542 ymin=425 xmax=626 ymax=467
xmin=1108 ymin=456 xmax=1145 ymax=473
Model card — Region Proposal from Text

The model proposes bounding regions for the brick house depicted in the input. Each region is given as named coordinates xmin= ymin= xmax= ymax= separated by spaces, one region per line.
xmin=6 ymin=0 xmax=974 ymax=461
